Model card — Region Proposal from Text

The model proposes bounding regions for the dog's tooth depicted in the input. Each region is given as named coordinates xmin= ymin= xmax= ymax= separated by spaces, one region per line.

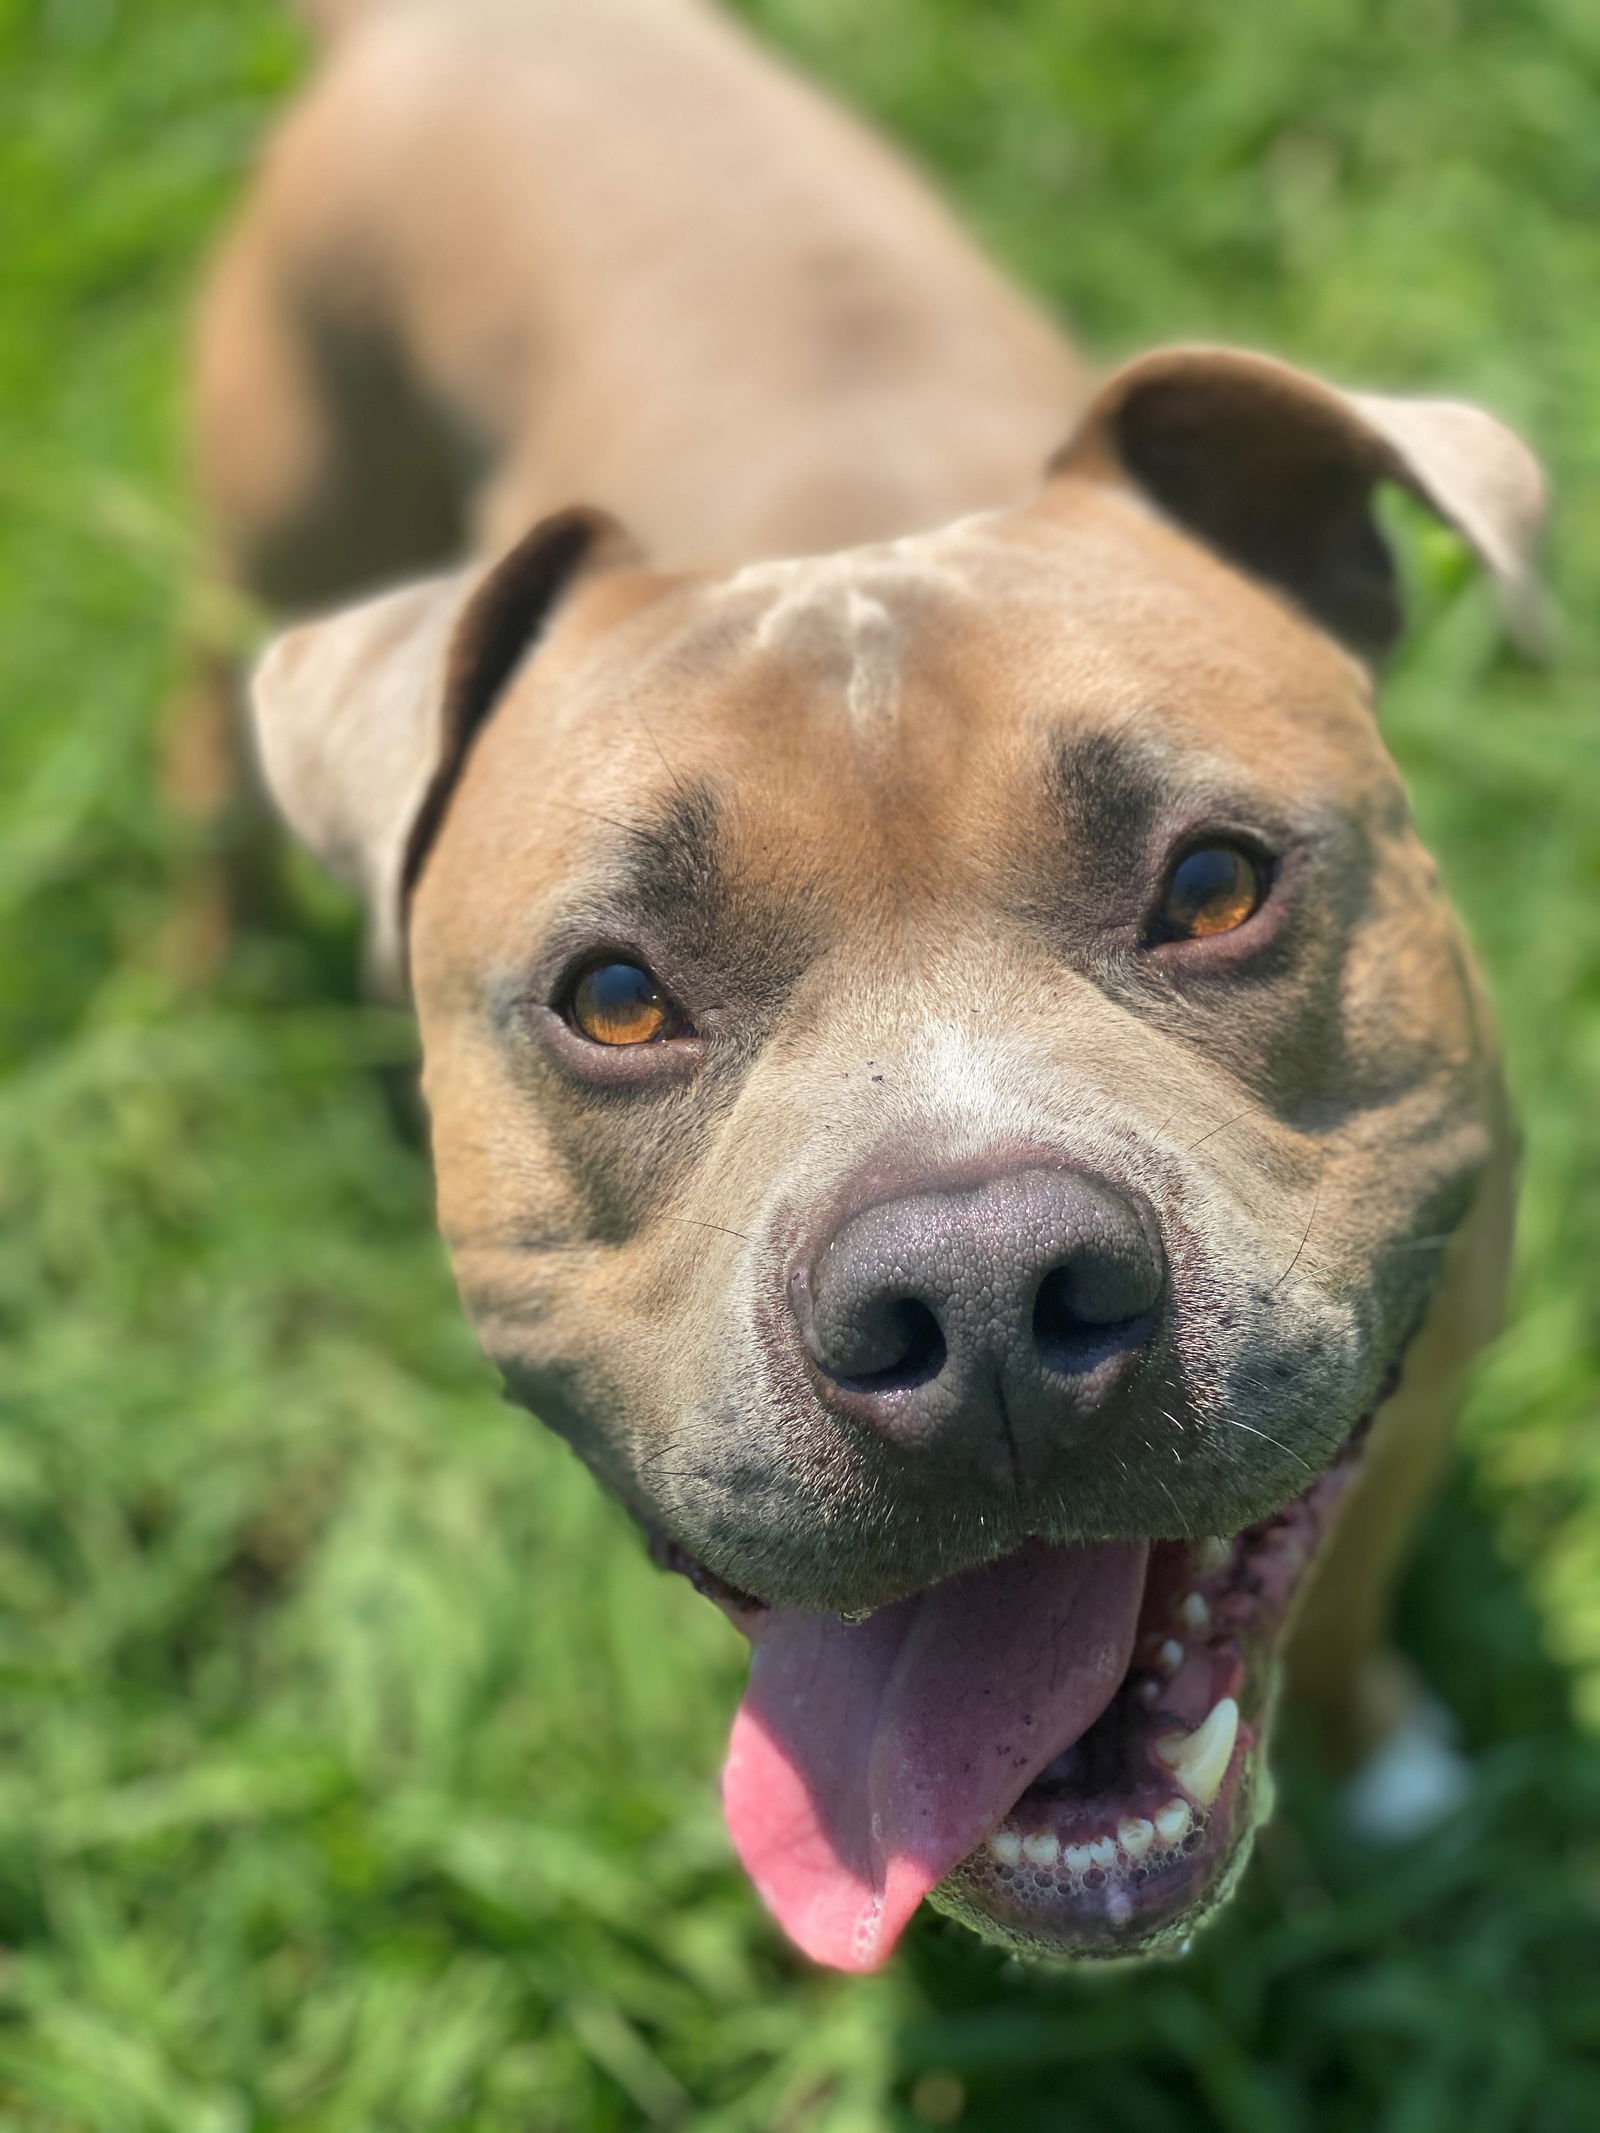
xmin=988 ymin=1830 xmax=1022 ymax=1866
xmin=1153 ymin=1696 xmax=1239 ymax=1809
xmin=1021 ymin=1831 xmax=1059 ymax=1867
xmin=1195 ymin=1536 xmax=1233 ymax=1575
xmin=1154 ymin=1797 xmax=1193 ymax=1845
xmin=1087 ymin=1835 xmax=1118 ymax=1870
xmin=1156 ymin=1638 xmax=1186 ymax=1677
xmin=1117 ymin=1816 xmax=1155 ymax=1859
xmin=1178 ymin=1591 xmax=1212 ymax=1636
xmin=1134 ymin=1677 xmax=1163 ymax=1707
xmin=1063 ymin=1842 xmax=1094 ymax=1873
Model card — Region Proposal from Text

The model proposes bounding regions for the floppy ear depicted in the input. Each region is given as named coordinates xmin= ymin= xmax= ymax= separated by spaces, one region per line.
xmin=1051 ymin=346 xmax=1548 ymax=663
xmin=250 ymin=508 xmax=636 ymax=994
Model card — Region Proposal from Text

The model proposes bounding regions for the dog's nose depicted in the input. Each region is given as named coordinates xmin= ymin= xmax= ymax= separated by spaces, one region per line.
xmin=795 ymin=1166 xmax=1164 ymax=1475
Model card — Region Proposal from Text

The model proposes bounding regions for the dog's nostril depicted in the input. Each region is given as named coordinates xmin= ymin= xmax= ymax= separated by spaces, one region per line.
xmin=799 ymin=1165 xmax=1165 ymax=1452
xmin=833 ymin=1297 xmax=947 ymax=1393
xmin=1032 ymin=1264 xmax=1154 ymax=1373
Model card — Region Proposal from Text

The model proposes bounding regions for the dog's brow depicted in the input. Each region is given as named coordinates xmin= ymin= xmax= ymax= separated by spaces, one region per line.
xmin=615 ymin=779 xmax=724 ymax=932
xmin=596 ymin=776 xmax=829 ymax=1000
xmin=1049 ymin=728 xmax=1167 ymax=850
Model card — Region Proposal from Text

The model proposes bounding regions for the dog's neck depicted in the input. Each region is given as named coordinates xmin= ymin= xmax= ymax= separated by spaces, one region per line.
xmin=394 ymin=1 xmax=1096 ymax=571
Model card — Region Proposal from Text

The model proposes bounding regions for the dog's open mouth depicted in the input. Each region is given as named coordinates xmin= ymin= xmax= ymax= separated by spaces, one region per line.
xmin=657 ymin=1421 xmax=1369 ymax=1971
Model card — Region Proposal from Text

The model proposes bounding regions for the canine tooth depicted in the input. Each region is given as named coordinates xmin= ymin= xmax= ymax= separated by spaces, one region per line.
xmin=1178 ymin=1591 xmax=1211 ymax=1635
xmin=1087 ymin=1835 xmax=1117 ymax=1870
xmin=988 ymin=1830 xmax=1022 ymax=1865
xmin=1195 ymin=1536 xmax=1233 ymax=1575
xmin=1154 ymin=1798 xmax=1192 ymax=1844
xmin=1157 ymin=1638 xmax=1186 ymax=1677
xmin=1063 ymin=1842 xmax=1094 ymax=1873
xmin=1154 ymin=1696 xmax=1239 ymax=1809
xmin=1021 ymin=1832 xmax=1059 ymax=1866
xmin=1134 ymin=1677 xmax=1163 ymax=1707
xmin=1118 ymin=1816 xmax=1155 ymax=1858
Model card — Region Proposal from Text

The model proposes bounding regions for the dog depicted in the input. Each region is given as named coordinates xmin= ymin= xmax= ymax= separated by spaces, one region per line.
xmin=195 ymin=0 xmax=1545 ymax=1970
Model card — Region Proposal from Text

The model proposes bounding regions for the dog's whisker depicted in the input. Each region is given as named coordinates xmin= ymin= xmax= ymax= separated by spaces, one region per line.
xmin=1269 ymin=1151 xmax=1326 ymax=1293
xmin=545 ymin=795 xmax=641 ymax=836
xmin=636 ymin=710 xmax=697 ymax=808
xmin=1212 ymin=1413 xmax=1319 ymax=1479
xmin=1185 ymin=1108 xmax=1251 ymax=1153
xmin=656 ymin=1212 xmax=753 ymax=1244
xmin=1150 ymin=1469 xmax=1188 ymax=1527
xmin=631 ymin=1441 xmax=686 ymax=1479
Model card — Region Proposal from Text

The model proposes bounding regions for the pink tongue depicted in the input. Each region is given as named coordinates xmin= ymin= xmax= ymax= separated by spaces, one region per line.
xmin=722 ymin=1538 xmax=1148 ymax=1971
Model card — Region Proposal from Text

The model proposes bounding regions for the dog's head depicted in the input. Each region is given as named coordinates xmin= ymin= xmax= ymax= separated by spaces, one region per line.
xmin=254 ymin=348 xmax=1543 ymax=1967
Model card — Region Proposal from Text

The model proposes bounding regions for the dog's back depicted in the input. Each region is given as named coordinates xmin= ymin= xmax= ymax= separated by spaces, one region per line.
xmin=196 ymin=0 xmax=1088 ymax=611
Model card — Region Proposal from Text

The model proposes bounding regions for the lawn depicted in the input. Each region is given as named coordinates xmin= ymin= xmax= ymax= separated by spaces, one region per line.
xmin=2 ymin=0 xmax=1599 ymax=2125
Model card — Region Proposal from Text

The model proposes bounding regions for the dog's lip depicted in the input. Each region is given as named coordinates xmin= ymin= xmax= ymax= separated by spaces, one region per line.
xmin=647 ymin=1280 xmax=1423 ymax=1633
xmin=645 ymin=1487 xmax=1309 ymax=1632
xmin=649 ymin=1388 xmax=1383 ymax=1964
xmin=934 ymin=1413 xmax=1374 ymax=1959
xmin=642 ymin=1428 xmax=1342 ymax=1627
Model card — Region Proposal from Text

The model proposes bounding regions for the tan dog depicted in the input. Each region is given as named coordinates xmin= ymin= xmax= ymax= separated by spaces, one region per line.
xmin=198 ymin=0 xmax=1544 ymax=1969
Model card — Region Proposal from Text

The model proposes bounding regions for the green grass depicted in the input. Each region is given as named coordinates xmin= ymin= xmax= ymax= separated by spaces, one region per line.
xmin=2 ymin=0 xmax=1599 ymax=2124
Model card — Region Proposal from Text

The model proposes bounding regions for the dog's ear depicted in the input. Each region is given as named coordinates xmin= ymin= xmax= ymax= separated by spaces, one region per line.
xmin=1051 ymin=346 xmax=1547 ymax=663
xmin=250 ymin=508 xmax=638 ymax=995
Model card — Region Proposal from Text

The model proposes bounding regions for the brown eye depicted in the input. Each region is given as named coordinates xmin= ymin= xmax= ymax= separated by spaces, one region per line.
xmin=568 ymin=961 xmax=677 ymax=1045
xmin=1157 ymin=843 xmax=1266 ymax=942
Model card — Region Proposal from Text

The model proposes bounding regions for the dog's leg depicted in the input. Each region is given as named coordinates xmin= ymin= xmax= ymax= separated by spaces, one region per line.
xmin=157 ymin=612 xmax=265 ymax=986
xmin=175 ymin=73 xmax=473 ymax=976
xmin=194 ymin=48 xmax=480 ymax=614
xmin=1285 ymin=1148 xmax=1515 ymax=1778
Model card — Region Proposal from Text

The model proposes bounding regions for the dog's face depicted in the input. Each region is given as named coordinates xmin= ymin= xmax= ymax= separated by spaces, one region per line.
xmin=414 ymin=484 xmax=1477 ymax=1596
xmin=255 ymin=349 xmax=1542 ymax=1969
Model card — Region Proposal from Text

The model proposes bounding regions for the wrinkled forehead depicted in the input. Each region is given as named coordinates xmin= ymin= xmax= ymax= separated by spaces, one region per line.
xmin=420 ymin=488 xmax=1388 ymax=961
xmin=612 ymin=492 xmax=1373 ymax=787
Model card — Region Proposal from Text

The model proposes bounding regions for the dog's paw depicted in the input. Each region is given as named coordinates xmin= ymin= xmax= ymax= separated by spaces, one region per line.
xmin=1343 ymin=1691 xmax=1471 ymax=1845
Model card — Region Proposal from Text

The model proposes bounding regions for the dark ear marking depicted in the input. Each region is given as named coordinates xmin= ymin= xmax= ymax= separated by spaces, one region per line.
xmin=1053 ymin=346 xmax=1547 ymax=664
xmin=400 ymin=508 xmax=634 ymax=908
xmin=1112 ymin=370 xmax=1402 ymax=660
xmin=250 ymin=504 xmax=641 ymax=997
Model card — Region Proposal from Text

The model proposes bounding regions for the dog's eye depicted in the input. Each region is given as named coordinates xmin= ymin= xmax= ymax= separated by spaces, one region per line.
xmin=567 ymin=960 xmax=678 ymax=1045
xmin=1156 ymin=843 xmax=1265 ymax=942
